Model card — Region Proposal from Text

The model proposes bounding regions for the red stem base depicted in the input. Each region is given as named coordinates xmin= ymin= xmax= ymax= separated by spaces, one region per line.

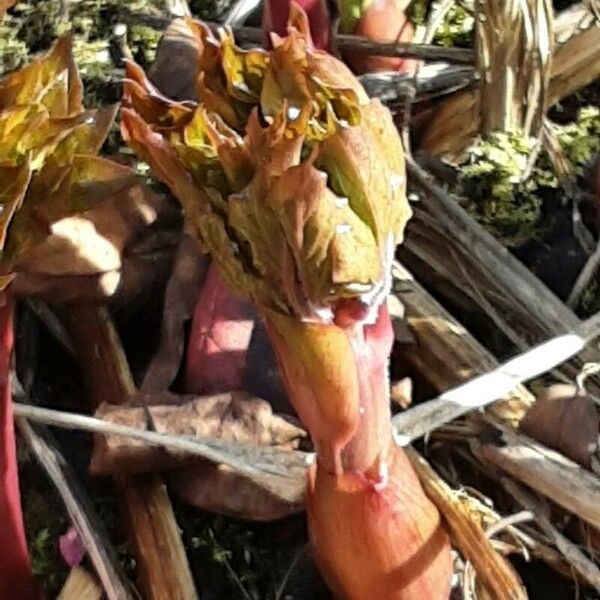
xmin=0 ymin=297 xmax=37 ymax=599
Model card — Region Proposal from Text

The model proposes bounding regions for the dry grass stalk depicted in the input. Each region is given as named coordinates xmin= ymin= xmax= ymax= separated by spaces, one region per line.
xmin=15 ymin=414 xmax=132 ymax=600
xmin=12 ymin=401 xmax=308 ymax=504
xmin=474 ymin=425 xmax=600 ymax=533
xmin=476 ymin=0 xmax=554 ymax=137
xmin=392 ymin=261 xmax=535 ymax=424
xmin=391 ymin=263 xmax=600 ymax=577
xmin=402 ymin=156 xmax=600 ymax=398
xmin=419 ymin=2 xmax=599 ymax=157
xmin=501 ymin=478 xmax=600 ymax=591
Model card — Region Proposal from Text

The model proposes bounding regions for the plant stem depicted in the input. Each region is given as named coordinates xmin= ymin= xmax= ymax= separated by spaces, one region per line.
xmin=0 ymin=296 xmax=37 ymax=599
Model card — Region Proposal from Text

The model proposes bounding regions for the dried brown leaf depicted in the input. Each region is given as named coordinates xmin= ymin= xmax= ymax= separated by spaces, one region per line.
xmin=169 ymin=462 xmax=303 ymax=521
xmin=141 ymin=234 xmax=208 ymax=392
xmin=520 ymin=384 xmax=599 ymax=467
xmin=90 ymin=391 xmax=306 ymax=475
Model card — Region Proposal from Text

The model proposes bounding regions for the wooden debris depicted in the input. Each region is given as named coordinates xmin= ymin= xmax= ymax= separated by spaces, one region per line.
xmin=57 ymin=567 xmax=103 ymax=600
xmin=501 ymin=478 xmax=600 ymax=592
xmin=392 ymin=261 xmax=535 ymax=425
xmin=475 ymin=0 xmax=554 ymax=137
xmin=63 ymin=305 xmax=199 ymax=600
xmin=475 ymin=424 xmax=600 ymax=533
xmin=118 ymin=10 xmax=474 ymax=63
xmin=402 ymin=156 xmax=600 ymax=396
xmin=358 ymin=64 xmax=478 ymax=106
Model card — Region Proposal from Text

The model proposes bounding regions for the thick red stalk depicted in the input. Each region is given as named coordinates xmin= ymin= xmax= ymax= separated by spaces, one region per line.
xmin=340 ymin=0 xmax=416 ymax=74
xmin=263 ymin=302 xmax=453 ymax=598
xmin=0 ymin=296 xmax=37 ymax=599
xmin=262 ymin=0 xmax=331 ymax=50
xmin=184 ymin=263 xmax=254 ymax=393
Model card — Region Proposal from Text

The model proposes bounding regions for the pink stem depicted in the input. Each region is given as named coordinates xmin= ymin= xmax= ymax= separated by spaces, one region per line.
xmin=262 ymin=0 xmax=331 ymax=50
xmin=184 ymin=264 xmax=254 ymax=393
xmin=340 ymin=303 xmax=394 ymax=478
xmin=0 ymin=296 xmax=37 ymax=599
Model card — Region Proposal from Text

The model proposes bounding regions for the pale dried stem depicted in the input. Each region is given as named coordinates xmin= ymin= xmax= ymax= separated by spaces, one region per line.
xmin=15 ymin=415 xmax=132 ymax=600
xmin=403 ymin=156 xmax=600 ymax=398
xmin=391 ymin=262 xmax=600 ymax=579
xmin=406 ymin=448 xmax=528 ymax=600
xmin=475 ymin=0 xmax=554 ymax=136
xmin=419 ymin=2 xmax=599 ymax=157
xmin=117 ymin=10 xmax=474 ymax=63
xmin=474 ymin=425 xmax=600 ymax=533
xmin=57 ymin=567 xmax=103 ymax=600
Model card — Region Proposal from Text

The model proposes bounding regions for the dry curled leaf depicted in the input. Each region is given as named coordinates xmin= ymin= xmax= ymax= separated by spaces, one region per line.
xmin=90 ymin=391 xmax=306 ymax=475
xmin=141 ymin=234 xmax=208 ymax=393
xmin=520 ymin=383 xmax=599 ymax=467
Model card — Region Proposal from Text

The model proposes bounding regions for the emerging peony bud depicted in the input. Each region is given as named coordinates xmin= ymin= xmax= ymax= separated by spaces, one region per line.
xmin=0 ymin=35 xmax=159 ymax=599
xmin=122 ymin=9 xmax=410 ymax=323
xmin=122 ymin=6 xmax=451 ymax=598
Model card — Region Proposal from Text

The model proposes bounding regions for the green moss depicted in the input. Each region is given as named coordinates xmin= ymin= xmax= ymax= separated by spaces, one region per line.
xmin=1 ymin=0 xmax=165 ymax=106
xmin=408 ymin=0 xmax=474 ymax=47
xmin=176 ymin=504 xmax=307 ymax=600
xmin=457 ymin=106 xmax=600 ymax=247
xmin=458 ymin=132 xmax=555 ymax=246
xmin=18 ymin=447 xmax=69 ymax=598
xmin=556 ymin=106 xmax=600 ymax=174
xmin=433 ymin=0 xmax=474 ymax=48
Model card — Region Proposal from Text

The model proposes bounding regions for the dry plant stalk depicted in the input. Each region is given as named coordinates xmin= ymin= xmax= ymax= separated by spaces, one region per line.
xmin=475 ymin=0 xmax=554 ymax=136
xmin=401 ymin=157 xmax=600 ymax=399
xmin=419 ymin=2 xmax=599 ymax=157
xmin=393 ymin=262 xmax=534 ymax=423
xmin=63 ymin=306 xmax=198 ymax=600
xmin=475 ymin=426 xmax=600 ymax=532
xmin=15 ymin=415 xmax=132 ymax=600
xmin=392 ymin=263 xmax=600 ymax=578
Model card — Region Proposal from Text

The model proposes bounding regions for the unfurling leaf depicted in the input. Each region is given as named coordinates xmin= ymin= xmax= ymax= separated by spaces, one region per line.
xmin=0 ymin=37 xmax=167 ymax=301
xmin=123 ymin=9 xmax=452 ymax=598
xmin=121 ymin=9 xmax=411 ymax=320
